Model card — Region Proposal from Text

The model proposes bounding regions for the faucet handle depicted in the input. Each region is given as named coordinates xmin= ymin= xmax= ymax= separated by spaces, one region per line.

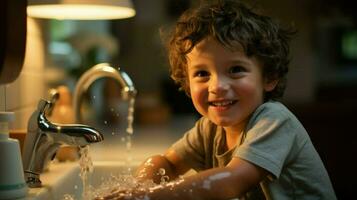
xmin=46 ymin=89 xmax=60 ymax=116
xmin=48 ymin=88 xmax=60 ymax=103
xmin=27 ymin=99 xmax=50 ymax=131
xmin=36 ymin=99 xmax=54 ymax=119
xmin=37 ymin=99 xmax=51 ymax=113
xmin=37 ymin=98 xmax=60 ymax=118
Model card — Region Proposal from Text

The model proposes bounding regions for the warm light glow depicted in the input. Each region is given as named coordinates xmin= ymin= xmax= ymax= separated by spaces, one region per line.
xmin=27 ymin=4 xmax=136 ymax=20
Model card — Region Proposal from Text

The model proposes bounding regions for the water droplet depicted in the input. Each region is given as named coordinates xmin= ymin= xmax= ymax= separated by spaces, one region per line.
xmin=104 ymin=121 xmax=108 ymax=125
xmin=158 ymin=168 xmax=166 ymax=175
xmin=63 ymin=194 xmax=75 ymax=200
xmin=160 ymin=175 xmax=170 ymax=184
xmin=126 ymin=127 xmax=133 ymax=134
xmin=126 ymin=142 xmax=132 ymax=149
xmin=144 ymin=161 xmax=154 ymax=167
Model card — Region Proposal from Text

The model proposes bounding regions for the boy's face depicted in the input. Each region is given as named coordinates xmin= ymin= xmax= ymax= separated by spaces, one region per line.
xmin=187 ymin=37 xmax=276 ymax=131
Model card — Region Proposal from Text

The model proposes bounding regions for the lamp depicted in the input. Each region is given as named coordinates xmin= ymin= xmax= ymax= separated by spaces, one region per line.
xmin=27 ymin=0 xmax=136 ymax=20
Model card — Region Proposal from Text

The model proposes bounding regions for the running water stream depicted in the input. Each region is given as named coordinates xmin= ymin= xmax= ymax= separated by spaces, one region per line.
xmin=125 ymin=97 xmax=135 ymax=173
xmin=63 ymin=95 xmax=138 ymax=199
xmin=63 ymin=94 xmax=189 ymax=200
xmin=78 ymin=146 xmax=93 ymax=200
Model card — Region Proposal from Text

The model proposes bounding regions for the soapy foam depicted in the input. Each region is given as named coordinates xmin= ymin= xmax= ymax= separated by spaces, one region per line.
xmin=202 ymin=172 xmax=231 ymax=190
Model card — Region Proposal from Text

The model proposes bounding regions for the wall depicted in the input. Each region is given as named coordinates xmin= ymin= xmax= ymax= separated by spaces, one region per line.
xmin=1 ymin=18 xmax=46 ymax=129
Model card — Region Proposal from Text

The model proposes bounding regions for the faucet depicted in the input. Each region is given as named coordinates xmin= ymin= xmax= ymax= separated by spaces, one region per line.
xmin=22 ymin=99 xmax=104 ymax=188
xmin=73 ymin=63 xmax=136 ymax=123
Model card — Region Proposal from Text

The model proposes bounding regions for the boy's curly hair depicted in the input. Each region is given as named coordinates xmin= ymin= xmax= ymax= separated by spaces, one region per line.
xmin=166 ymin=0 xmax=296 ymax=101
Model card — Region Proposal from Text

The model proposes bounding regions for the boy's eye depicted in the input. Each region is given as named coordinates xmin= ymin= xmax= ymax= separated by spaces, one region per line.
xmin=194 ymin=70 xmax=209 ymax=77
xmin=229 ymin=66 xmax=246 ymax=74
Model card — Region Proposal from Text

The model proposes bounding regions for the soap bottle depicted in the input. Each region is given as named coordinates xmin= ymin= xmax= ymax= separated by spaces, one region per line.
xmin=0 ymin=112 xmax=28 ymax=199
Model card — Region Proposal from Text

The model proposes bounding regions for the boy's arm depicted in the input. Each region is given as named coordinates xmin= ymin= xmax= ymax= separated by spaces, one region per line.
xmin=134 ymin=149 xmax=191 ymax=184
xmin=143 ymin=157 xmax=268 ymax=200
xmin=101 ymin=152 xmax=268 ymax=200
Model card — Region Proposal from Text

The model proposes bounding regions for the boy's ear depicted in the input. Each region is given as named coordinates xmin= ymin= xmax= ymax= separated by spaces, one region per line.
xmin=264 ymin=79 xmax=278 ymax=92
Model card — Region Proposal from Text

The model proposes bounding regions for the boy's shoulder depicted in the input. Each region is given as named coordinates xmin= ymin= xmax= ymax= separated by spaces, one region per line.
xmin=249 ymin=101 xmax=296 ymax=126
xmin=255 ymin=101 xmax=289 ymax=115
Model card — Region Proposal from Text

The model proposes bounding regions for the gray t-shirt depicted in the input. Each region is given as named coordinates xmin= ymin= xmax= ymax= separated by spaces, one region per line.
xmin=171 ymin=101 xmax=336 ymax=200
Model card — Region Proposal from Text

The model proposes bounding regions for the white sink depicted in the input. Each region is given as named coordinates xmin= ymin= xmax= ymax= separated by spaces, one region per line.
xmin=23 ymin=131 xmax=180 ymax=200
xmin=26 ymin=161 xmax=139 ymax=200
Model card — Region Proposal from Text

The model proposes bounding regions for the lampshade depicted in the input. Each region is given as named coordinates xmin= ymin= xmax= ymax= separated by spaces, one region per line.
xmin=27 ymin=0 xmax=136 ymax=20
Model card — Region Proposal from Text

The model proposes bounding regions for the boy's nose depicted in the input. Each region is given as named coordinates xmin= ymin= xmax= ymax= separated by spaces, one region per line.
xmin=208 ymin=76 xmax=230 ymax=95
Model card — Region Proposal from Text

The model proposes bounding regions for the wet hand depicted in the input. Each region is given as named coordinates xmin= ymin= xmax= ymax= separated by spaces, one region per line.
xmin=94 ymin=188 xmax=145 ymax=200
xmin=93 ymin=188 xmax=128 ymax=200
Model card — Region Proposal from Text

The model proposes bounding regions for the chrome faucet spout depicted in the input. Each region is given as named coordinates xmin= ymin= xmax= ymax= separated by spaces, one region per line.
xmin=38 ymin=113 xmax=104 ymax=145
xmin=22 ymin=99 xmax=104 ymax=188
xmin=73 ymin=63 xmax=136 ymax=123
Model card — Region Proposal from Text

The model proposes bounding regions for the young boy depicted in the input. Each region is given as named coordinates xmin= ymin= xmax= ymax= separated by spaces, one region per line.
xmin=98 ymin=0 xmax=336 ymax=199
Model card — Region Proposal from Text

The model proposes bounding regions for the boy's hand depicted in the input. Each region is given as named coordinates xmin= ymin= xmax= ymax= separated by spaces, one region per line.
xmin=94 ymin=190 xmax=129 ymax=200
xmin=94 ymin=188 xmax=146 ymax=200
xmin=94 ymin=191 xmax=125 ymax=200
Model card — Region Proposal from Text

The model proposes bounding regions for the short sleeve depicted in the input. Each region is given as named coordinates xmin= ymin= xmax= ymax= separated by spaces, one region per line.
xmin=234 ymin=103 xmax=300 ymax=178
xmin=170 ymin=117 xmax=215 ymax=171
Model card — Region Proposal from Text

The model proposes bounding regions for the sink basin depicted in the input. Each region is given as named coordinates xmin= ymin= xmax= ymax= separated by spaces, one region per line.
xmin=26 ymin=161 xmax=139 ymax=200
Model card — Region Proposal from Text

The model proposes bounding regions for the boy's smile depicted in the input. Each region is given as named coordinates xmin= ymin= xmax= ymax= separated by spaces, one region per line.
xmin=209 ymin=100 xmax=238 ymax=110
xmin=187 ymin=37 xmax=275 ymax=133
